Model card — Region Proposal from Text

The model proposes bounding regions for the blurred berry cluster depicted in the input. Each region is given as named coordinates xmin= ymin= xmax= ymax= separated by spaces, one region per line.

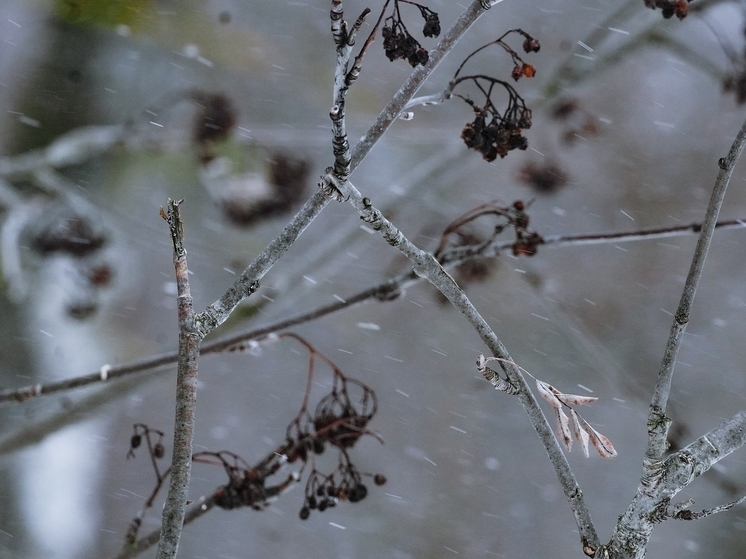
xmin=644 ymin=0 xmax=691 ymax=20
xmin=299 ymin=457 xmax=387 ymax=520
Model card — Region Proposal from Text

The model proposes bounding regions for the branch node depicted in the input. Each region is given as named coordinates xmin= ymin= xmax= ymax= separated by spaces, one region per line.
xmin=318 ymin=168 xmax=350 ymax=202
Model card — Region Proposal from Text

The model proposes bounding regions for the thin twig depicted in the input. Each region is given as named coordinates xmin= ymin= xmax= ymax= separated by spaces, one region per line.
xmin=155 ymin=199 xmax=201 ymax=559
xmin=0 ymin=374 xmax=157 ymax=457
xmin=148 ymin=2 xmax=501 ymax=554
xmin=669 ymin=495 xmax=746 ymax=521
xmin=646 ymin=122 xmax=746 ymax=462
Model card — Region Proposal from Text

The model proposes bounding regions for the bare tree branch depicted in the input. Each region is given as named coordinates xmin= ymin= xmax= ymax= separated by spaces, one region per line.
xmin=343 ymin=183 xmax=601 ymax=553
xmin=605 ymin=410 xmax=746 ymax=559
xmin=155 ymin=199 xmax=201 ymax=559
xmin=114 ymin=495 xmax=216 ymax=559
xmin=601 ymin=116 xmax=746 ymax=559
xmin=148 ymin=1 xmax=502 ymax=554
xmin=647 ymin=119 xmax=746 ymax=462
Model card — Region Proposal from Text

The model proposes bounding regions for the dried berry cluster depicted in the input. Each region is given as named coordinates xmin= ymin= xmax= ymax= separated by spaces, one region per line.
xmin=644 ymin=0 xmax=691 ymax=20
xmin=283 ymin=366 xmax=386 ymax=520
xmin=460 ymin=106 xmax=531 ymax=162
xmin=510 ymin=200 xmax=543 ymax=257
xmin=124 ymin=335 xmax=384 ymax=543
xmin=435 ymin=200 xmax=544 ymax=264
xmin=31 ymin=206 xmax=106 ymax=258
xmin=285 ymin=375 xmax=378 ymax=458
xmin=28 ymin=201 xmax=114 ymax=319
xmin=214 ymin=153 xmax=311 ymax=228
xmin=126 ymin=424 xmax=165 ymax=461
xmin=299 ymin=456 xmax=387 ymax=520
xmin=191 ymin=91 xmax=238 ymax=152
xmin=381 ymin=0 xmax=440 ymax=67
xmin=195 ymin=451 xmax=297 ymax=511
xmin=204 ymin=365 xmax=383 ymax=517
xmin=451 ymin=30 xmax=540 ymax=162
xmin=124 ymin=424 xmax=169 ymax=545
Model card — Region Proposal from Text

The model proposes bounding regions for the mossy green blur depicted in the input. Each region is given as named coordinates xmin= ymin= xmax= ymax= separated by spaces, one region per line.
xmin=54 ymin=0 xmax=150 ymax=28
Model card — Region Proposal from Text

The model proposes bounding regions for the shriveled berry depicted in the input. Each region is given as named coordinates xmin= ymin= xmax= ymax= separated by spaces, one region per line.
xmin=348 ymin=483 xmax=368 ymax=503
xmin=522 ymin=37 xmax=540 ymax=53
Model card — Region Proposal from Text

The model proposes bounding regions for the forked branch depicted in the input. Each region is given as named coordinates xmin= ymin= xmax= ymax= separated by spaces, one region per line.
xmin=602 ymin=115 xmax=746 ymax=559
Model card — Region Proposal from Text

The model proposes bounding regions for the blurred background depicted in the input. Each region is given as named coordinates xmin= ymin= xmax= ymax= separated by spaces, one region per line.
xmin=2 ymin=0 xmax=746 ymax=558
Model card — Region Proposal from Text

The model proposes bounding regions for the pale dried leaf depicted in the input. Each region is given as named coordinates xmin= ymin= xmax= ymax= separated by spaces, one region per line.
xmin=576 ymin=415 xmax=617 ymax=459
xmin=588 ymin=429 xmax=617 ymax=459
xmin=570 ymin=409 xmax=590 ymax=458
xmin=556 ymin=393 xmax=598 ymax=407
xmin=536 ymin=380 xmax=561 ymax=409
xmin=556 ymin=407 xmax=572 ymax=451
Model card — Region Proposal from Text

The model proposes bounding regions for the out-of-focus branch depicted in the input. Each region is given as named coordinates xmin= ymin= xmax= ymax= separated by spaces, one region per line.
xmin=541 ymin=0 xmax=726 ymax=102
xmin=3 ymin=216 xmax=746 ymax=407
xmin=0 ymin=125 xmax=126 ymax=180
